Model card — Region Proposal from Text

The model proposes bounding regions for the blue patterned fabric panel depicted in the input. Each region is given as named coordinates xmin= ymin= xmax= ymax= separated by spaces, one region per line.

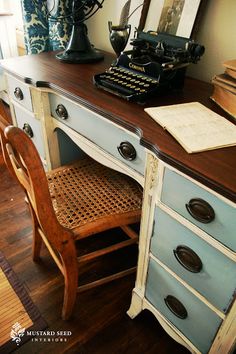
xmin=21 ymin=0 xmax=72 ymax=54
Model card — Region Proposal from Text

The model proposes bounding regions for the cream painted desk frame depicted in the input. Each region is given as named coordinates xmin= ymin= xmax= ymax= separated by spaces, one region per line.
xmin=5 ymin=73 xmax=236 ymax=354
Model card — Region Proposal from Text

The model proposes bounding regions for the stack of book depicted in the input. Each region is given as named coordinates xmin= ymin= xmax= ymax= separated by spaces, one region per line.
xmin=211 ymin=59 xmax=236 ymax=120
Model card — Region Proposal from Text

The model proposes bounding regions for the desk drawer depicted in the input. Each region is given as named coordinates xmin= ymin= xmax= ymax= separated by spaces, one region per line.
xmin=14 ymin=105 xmax=45 ymax=160
xmin=49 ymin=93 xmax=145 ymax=175
xmin=146 ymin=259 xmax=222 ymax=354
xmin=6 ymin=75 xmax=33 ymax=112
xmin=151 ymin=207 xmax=236 ymax=312
xmin=161 ymin=168 xmax=236 ymax=251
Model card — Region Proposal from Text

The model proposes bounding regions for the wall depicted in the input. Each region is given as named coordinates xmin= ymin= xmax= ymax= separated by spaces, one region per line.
xmin=0 ymin=0 xmax=25 ymax=56
xmin=87 ymin=0 xmax=236 ymax=83
xmin=187 ymin=0 xmax=236 ymax=82
xmin=86 ymin=0 xmax=143 ymax=53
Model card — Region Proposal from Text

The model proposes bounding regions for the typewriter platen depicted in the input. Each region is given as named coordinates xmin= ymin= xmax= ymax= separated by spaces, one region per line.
xmin=93 ymin=30 xmax=204 ymax=103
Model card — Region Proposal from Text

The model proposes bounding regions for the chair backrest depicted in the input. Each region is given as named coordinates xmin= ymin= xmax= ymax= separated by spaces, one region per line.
xmin=2 ymin=125 xmax=72 ymax=249
xmin=0 ymin=116 xmax=18 ymax=180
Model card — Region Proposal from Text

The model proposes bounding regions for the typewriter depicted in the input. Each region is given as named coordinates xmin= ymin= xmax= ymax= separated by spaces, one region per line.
xmin=93 ymin=30 xmax=205 ymax=103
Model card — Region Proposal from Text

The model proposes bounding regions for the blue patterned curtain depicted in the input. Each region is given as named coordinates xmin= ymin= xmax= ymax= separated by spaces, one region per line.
xmin=21 ymin=0 xmax=73 ymax=54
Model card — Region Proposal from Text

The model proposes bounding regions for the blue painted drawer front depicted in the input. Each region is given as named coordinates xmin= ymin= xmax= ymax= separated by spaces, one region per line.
xmin=151 ymin=208 xmax=236 ymax=312
xmin=49 ymin=94 xmax=145 ymax=175
xmin=14 ymin=105 xmax=46 ymax=160
xmin=146 ymin=259 xmax=222 ymax=353
xmin=161 ymin=168 xmax=236 ymax=251
xmin=7 ymin=75 xmax=33 ymax=112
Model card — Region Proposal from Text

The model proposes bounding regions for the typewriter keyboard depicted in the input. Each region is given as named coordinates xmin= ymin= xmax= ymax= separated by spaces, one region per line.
xmin=94 ymin=66 xmax=160 ymax=102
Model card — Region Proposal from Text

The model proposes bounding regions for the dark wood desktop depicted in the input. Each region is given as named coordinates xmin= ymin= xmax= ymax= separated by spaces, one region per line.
xmin=1 ymin=51 xmax=235 ymax=202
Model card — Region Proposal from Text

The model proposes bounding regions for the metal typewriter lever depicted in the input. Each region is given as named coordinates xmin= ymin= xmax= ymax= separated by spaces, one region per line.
xmin=155 ymin=41 xmax=165 ymax=57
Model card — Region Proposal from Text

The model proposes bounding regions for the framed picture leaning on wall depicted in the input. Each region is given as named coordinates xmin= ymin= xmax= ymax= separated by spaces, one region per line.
xmin=138 ymin=0 xmax=206 ymax=38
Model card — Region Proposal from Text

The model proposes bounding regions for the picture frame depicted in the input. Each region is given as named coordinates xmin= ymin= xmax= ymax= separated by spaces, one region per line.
xmin=138 ymin=0 xmax=206 ymax=38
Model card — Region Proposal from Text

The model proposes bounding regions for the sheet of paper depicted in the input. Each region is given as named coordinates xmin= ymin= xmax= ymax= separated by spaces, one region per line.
xmin=145 ymin=102 xmax=236 ymax=153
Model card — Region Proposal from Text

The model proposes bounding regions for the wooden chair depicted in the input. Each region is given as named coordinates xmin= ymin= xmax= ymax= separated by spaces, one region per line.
xmin=0 ymin=124 xmax=143 ymax=320
xmin=0 ymin=115 xmax=17 ymax=179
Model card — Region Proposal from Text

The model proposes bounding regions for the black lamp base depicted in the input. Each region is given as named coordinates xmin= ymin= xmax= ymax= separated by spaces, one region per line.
xmin=55 ymin=22 xmax=104 ymax=64
xmin=56 ymin=48 xmax=104 ymax=63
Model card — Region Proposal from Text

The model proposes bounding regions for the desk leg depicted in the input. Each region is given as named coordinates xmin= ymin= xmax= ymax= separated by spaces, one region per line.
xmin=127 ymin=289 xmax=143 ymax=319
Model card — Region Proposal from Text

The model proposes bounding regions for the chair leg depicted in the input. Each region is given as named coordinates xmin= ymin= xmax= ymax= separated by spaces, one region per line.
xmin=29 ymin=204 xmax=42 ymax=261
xmin=60 ymin=243 xmax=78 ymax=320
xmin=32 ymin=226 xmax=43 ymax=261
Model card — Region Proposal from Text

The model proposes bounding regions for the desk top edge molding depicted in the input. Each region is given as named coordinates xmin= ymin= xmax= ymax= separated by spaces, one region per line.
xmin=1 ymin=51 xmax=236 ymax=202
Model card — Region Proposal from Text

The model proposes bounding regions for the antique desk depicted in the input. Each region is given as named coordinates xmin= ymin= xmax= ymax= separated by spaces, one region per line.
xmin=1 ymin=52 xmax=236 ymax=354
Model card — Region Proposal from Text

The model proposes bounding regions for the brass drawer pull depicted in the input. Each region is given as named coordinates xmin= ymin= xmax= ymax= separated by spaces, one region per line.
xmin=164 ymin=295 xmax=188 ymax=319
xmin=56 ymin=104 xmax=68 ymax=120
xmin=173 ymin=245 xmax=202 ymax=273
xmin=23 ymin=123 xmax=34 ymax=138
xmin=117 ymin=141 xmax=136 ymax=161
xmin=14 ymin=87 xmax=24 ymax=101
xmin=186 ymin=198 xmax=215 ymax=224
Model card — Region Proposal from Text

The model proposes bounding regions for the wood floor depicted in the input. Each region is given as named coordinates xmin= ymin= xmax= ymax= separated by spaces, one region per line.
xmin=0 ymin=100 xmax=189 ymax=354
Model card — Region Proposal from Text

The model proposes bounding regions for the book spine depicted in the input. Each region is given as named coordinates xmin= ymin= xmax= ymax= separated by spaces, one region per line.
xmin=211 ymin=83 xmax=236 ymax=120
xmin=225 ymin=68 xmax=236 ymax=80
xmin=212 ymin=77 xmax=236 ymax=95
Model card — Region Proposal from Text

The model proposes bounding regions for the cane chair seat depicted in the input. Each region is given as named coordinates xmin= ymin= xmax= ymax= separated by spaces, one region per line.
xmin=0 ymin=124 xmax=143 ymax=320
xmin=47 ymin=157 xmax=142 ymax=235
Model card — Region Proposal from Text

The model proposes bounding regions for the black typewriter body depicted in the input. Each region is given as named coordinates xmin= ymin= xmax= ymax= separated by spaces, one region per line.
xmin=93 ymin=31 xmax=205 ymax=103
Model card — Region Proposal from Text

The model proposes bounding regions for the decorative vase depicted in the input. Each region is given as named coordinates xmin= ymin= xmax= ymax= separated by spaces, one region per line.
xmin=108 ymin=21 xmax=131 ymax=57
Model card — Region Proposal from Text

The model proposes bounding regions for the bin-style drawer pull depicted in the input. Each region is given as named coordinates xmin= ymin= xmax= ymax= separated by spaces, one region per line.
xmin=23 ymin=123 xmax=34 ymax=138
xmin=14 ymin=87 xmax=24 ymax=101
xmin=173 ymin=245 xmax=203 ymax=273
xmin=186 ymin=198 xmax=215 ymax=224
xmin=117 ymin=141 xmax=136 ymax=161
xmin=55 ymin=104 xmax=68 ymax=120
xmin=164 ymin=295 xmax=188 ymax=319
